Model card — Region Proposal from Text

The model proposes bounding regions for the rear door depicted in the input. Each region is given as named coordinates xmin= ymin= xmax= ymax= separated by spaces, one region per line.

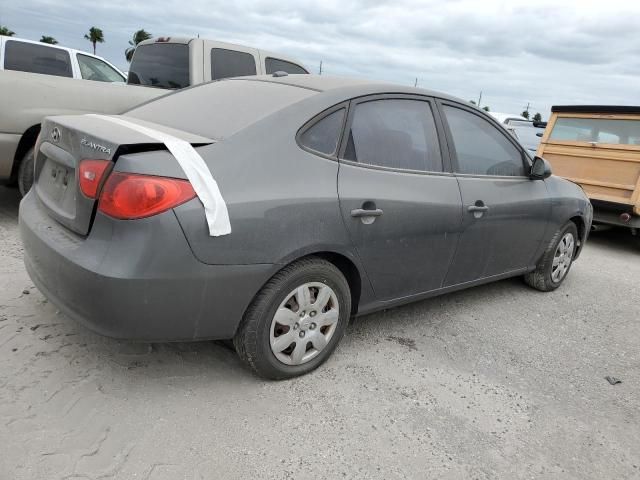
xmin=438 ymin=101 xmax=550 ymax=286
xmin=337 ymin=95 xmax=462 ymax=301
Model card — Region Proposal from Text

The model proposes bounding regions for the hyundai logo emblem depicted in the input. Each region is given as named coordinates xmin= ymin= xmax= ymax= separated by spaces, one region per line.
xmin=51 ymin=127 xmax=61 ymax=143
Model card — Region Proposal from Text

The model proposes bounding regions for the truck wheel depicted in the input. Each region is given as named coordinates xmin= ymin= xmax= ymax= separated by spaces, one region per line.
xmin=234 ymin=258 xmax=351 ymax=380
xmin=17 ymin=147 xmax=35 ymax=197
xmin=524 ymin=222 xmax=578 ymax=292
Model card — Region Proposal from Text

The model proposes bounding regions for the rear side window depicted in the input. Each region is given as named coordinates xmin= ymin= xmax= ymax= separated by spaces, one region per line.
xmin=300 ymin=109 xmax=345 ymax=155
xmin=77 ymin=54 xmax=125 ymax=82
xmin=343 ymin=99 xmax=443 ymax=172
xmin=211 ymin=48 xmax=257 ymax=80
xmin=550 ymin=117 xmax=640 ymax=145
xmin=444 ymin=106 xmax=525 ymax=176
xmin=128 ymin=43 xmax=189 ymax=89
xmin=265 ymin=57 xmax=308 ymax=75
xmin=4 ymin=40 xmax=72 ymax=78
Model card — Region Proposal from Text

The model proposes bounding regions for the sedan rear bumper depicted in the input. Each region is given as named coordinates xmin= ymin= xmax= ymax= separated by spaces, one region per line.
xmin=19 ymin=192 xmax=275 ymax=341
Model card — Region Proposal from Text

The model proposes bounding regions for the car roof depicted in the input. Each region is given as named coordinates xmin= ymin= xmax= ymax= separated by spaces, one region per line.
xmin=551 ymin=105 xmax=640 ymax=114
xmin=230 ymin=74 xmax=465 ymax=103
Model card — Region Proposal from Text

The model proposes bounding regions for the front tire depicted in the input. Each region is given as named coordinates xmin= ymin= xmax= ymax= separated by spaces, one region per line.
xmin=234 ymin=258 xmax=351 ymax=380
xmin=17 ymin=147 xmax=35 ymax=197
xmin=524 ymin=222 xmax=578 ymax=292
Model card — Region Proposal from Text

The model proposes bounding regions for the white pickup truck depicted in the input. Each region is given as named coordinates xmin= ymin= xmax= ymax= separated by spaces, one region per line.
xmin=127 ymin=37 xmax=308 ymax=89
xmin=0 ymin=36 xmax=308 ymax=195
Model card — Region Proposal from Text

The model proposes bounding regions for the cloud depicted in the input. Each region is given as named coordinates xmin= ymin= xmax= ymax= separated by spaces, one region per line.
xmin=2 ymin=0 xmax=639 ymax=117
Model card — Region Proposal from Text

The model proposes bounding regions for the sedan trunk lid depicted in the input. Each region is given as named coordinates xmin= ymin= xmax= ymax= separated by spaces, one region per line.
xmin=35 ymin=115 xmax=214 ymax=235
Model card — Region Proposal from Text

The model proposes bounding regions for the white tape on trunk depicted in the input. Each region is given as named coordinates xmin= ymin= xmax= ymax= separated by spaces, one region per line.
xmin=87 ymin=114 xmax=231 ymax=237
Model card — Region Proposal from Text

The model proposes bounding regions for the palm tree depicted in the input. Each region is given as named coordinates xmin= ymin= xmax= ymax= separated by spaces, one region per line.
xmin=84 ymin=27 xmax=104 ymax=55
xmin=125 ymin=29 xmax=152 ymax=62
xmin=40 ymin=36 xmax=58 ymax=45
xmin=0 ymin=26 xmax=15 ymax=36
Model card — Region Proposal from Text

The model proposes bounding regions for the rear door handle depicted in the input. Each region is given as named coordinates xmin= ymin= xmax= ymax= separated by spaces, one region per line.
xmin=351 ymin=208 xmax=384 ymax=217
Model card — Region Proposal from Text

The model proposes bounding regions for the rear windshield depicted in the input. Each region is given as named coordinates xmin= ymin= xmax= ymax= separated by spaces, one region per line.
xmin=126 ymin=79 xmax=314 ymax=139
xmin=550 ymin=117 xmax=640 ymax=146
xmin=128 ymin=43 xmax=189 ymax=89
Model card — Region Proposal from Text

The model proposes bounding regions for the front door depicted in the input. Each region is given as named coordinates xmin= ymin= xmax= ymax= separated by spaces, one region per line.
xmin=337 ymin=96 xmax=463 ymax=301
xmin=438 ymin=102 xmax=550 ymax=286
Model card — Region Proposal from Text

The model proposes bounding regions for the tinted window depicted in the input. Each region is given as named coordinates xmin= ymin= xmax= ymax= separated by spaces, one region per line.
xmin=265 ymin=57 xmax=308 ymax=75
xmin=300 ymin=109 xmax=345 ymax=155
xmin=4 ymin=40 xmax=72 ymax=78
xmin=444 ymin=106 xmax=525 ymax=176
xmin=550 ymin=117 xmax=640 ymax=145
xmin=211 ymin=48 xmax=256 ymax=80
xmin=77 ymin=54 xmax=125 ymax=82
xmin=128 ymin=43 xmax=189 ymax=89
xmin=343 ymin=99 xmax=442 ymax=172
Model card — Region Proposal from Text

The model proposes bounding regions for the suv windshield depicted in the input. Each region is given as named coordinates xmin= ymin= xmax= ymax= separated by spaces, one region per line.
xmin=128 ymin=43 xmax=189 ymax=89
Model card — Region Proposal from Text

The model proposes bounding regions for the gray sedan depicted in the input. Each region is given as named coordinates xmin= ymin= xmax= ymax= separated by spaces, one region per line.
xmin=19 ymin=74 xmax=593 ymax=379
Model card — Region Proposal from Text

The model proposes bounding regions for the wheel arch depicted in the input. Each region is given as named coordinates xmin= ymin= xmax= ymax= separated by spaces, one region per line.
xmin=10 ymin=124 xmax=41 ymax=183
xmin=569 ymin=215 xmax=586 ymax=259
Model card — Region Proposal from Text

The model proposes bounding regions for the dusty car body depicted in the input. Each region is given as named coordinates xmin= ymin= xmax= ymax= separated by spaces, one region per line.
xmin=538 ymin=106 xmax=640 ymax=231
xmin=20 ymin=75 xmax=592 ymax=378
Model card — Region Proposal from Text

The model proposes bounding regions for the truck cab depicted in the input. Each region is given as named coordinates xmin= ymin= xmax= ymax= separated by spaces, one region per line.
xmin=127 ymin=37 xmax=308 ymax=90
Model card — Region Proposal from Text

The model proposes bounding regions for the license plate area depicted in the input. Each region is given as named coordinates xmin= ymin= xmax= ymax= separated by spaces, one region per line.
xmin=36 ymin=157 xmax=77 ymax=221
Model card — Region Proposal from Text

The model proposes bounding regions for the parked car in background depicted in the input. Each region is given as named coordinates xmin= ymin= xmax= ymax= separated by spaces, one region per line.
xmin=489 ymin=112 xmax=528 ymax=125
xmin=0 ymin=35 xmax=126 ymax=82
xmin=538 ymin=105 xmax=640 ymax=233
xmin=127 ymin=36 xmax=308 ymax=89
xmin=20 ymin=74 xmax=592 ymax=379
xmin=0 ymin=70 xmax=164 ymax=195
xmin=508 ymin=120 xmax=547 ymax=154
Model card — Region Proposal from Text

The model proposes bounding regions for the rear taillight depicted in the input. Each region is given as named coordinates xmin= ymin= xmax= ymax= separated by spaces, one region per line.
xmin=98 ymin=172 xmax=196 ymax=220
xmin=79 ymin=159 xmax=111 ymax=199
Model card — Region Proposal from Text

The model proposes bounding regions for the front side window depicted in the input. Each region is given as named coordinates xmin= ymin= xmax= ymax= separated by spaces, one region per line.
xmin=4 ymin=40 xmax=72 ymax=78
xmin=343 ymin=99 xmax=443 ymax=172
xmin=211 ymin=48 xmax=256 ymax=80
xmin=128 ymin=43 xmax=189 ymax=89
xmin=444 ymin=105 xmax=525 ymax=176
xmin=549 ymin=117 xmax=640 ymax=146
xmin=77 ymin=54 xmax=125 ymax=82
xmin=265 ymin=57 xmax=308 ymax=75
xmin=300 ymin=109 xmax=345 ymax=155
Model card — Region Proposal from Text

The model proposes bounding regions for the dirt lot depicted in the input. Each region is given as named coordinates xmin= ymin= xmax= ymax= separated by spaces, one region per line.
xmin=1 ymin=185 xmax=638 ymax=480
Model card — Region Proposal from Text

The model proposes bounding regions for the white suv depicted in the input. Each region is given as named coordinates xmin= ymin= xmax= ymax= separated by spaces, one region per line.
xmin=0 ymin=36 xmax=126 ymax=82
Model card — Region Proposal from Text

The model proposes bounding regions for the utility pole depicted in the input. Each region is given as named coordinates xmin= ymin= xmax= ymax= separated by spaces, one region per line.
xmin=524 ymin=102 xmax=530 ymax=115
xmin=477 ymin=91 xmax=483 ymax=108
xmin=414 ymin=78 xmax=418 ymax=87
xmin=318 ymin=60 xmax=323 ymax=75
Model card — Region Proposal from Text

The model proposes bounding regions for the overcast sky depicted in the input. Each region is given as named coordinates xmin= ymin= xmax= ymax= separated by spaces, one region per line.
xmin=2 ymin=0 xmax=639 ymax=118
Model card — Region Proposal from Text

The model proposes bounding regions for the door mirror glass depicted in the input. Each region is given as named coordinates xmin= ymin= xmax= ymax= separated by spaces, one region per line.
xmin=530 ymin=156 xmax=552 ymax=179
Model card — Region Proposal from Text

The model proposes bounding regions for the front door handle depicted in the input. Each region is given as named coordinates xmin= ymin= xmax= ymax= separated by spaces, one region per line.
xmin=468 ymin=202 xmax=489 ymax=219
xmin=351 ymin=208 xmax=384 ymax=217
xmin=467 ymin=205 xmax=489 ymax=213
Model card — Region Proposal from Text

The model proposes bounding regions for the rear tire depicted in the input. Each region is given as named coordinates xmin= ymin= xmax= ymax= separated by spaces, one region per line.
xmin=524 ymin=222 xmax=578 ymax=292
xmin=17 ymin=147 xmax=35 ymax=197
xmin=234 ymin=258 xmax=351 ymax=380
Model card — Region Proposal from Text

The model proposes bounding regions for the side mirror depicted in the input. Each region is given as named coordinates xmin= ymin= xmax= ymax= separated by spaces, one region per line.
xmin=530 ymin=156 xmax=552 ymax=180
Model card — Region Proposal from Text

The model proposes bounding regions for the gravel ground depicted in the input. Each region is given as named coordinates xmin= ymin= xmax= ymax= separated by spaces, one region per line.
xmin=1 ymin=185 xmax=639 ymax=480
